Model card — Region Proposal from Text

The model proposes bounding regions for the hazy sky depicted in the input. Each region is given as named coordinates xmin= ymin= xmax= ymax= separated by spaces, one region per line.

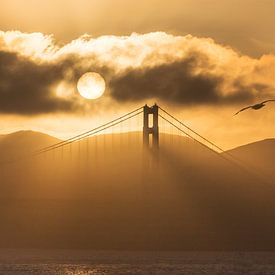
xmin=1 ymin=0 xmax=275 ymax=149
xmin=2 ymin=0 xmax=275 ymax=56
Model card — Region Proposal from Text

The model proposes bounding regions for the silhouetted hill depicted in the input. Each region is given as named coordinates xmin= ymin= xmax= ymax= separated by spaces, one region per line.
xmin=0 ymin=130 xmax=61 ymax=161
xmin=0 ymin=131 xmax=275 ymax=250
xmin=225 ymin=138 xmax=275 ymax=180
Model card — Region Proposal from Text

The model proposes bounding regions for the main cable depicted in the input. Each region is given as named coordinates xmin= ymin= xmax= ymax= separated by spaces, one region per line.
xmin=34 ymin=110 xmax=143 ymax=156
xmin=159 ymin=106 xmax=225 ymax=153
xmin=159 ymin=114 xmax=223 ymax=157
xmin=35 ymin=106 xmax=143 ymax=154
xmin=159 ymin=113 xmax=271 ymax=185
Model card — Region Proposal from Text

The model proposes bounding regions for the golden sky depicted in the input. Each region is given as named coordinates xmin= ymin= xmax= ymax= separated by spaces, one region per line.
xmin=2 ymin=0 xmax=275 ymax=57
xmin=1 ymin=0 xmax=275 ymax=149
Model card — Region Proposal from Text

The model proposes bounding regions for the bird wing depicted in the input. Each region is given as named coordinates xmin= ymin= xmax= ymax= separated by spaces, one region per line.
xmin=262 ymin=99 xmax=275 ymax=104
xmin=234 ymin=106 xmax=252 ymax=115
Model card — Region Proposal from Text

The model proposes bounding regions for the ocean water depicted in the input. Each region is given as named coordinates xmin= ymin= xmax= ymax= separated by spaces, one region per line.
xmin=0 ymin=250 xmax=275 ymax=274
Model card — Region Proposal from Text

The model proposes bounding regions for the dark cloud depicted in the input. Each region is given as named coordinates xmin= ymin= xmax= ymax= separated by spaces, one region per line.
xmin=0 ymin=46 xmax=268 ymax=115
xmin=109 ymin=55 xmax=260 ymax=106
xmin=0 ymin=50 xmax=77 ymax=114
xmin=0 ymin=49 xmax=115 ymax=115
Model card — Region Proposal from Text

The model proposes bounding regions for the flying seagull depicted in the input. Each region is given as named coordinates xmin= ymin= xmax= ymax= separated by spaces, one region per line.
xmin=234 ymin=100 xmax=275 ymax=115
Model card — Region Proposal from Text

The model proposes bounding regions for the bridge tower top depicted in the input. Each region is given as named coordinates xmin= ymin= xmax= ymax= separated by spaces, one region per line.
xmin=143 ymin=104 xmax=159 ymax=152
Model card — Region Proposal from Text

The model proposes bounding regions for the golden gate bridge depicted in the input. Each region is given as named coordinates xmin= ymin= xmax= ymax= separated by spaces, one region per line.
xmin=33 ymin=104 xmax=225 ymax=156
xmin=0 ymin=104 xmax=266 ymax=185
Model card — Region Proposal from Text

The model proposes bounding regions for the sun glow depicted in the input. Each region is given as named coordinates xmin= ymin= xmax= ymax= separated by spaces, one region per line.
xmin=77 ymin=72 xmax=106 ymax=100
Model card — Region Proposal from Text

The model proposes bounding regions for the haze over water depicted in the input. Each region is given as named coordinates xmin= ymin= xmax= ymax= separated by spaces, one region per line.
xmin=2 ymin=250 xmax=275 ymax=274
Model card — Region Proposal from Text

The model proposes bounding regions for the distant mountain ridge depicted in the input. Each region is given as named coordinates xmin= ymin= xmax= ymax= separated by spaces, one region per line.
xmin=225 ymin=138 xmax=275 ymax=180
xmin=0 ymin=130 xmax=60 ymax=144
xmin=1 ymin=130 xmax=274 ymax=153
xmin=1 ymin=130 xmax=275 ymax=176
xmin=227 ymin=138 xmax=275 ymax=153
xmin=1 ymin=130 xmax=275 ymax=173
xmin=0 ymin=130 xmax=61 ymax=161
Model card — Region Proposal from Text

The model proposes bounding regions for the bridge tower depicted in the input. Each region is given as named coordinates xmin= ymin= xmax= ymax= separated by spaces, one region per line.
xmin=143 ymin=104 xmax=159 ymax=152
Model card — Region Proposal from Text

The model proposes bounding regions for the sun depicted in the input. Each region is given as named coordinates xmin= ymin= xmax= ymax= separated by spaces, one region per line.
xmin=77 ymin=72 xmax=106 ymax=100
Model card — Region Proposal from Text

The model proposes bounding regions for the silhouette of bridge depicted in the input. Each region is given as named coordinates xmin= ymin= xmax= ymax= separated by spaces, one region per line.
xmin=0 ymin=103 xmax=272 ymax=190
xmin=0 ymin=103 xmax=263 ymax=180
xmin=33 ymin=104 xmax=226 ymax=157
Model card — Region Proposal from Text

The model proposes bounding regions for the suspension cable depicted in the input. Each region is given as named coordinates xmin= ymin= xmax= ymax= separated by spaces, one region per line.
xmin=159 ymin=113 xmax=271 ymax=184
xmin=34 ymin=110 xmax=143 ymax=155
xmin=159 ymin=114 xmax=223 ymax=157
xmin=159 ymin=106 xmax=225 ymax=153
xmin=159 ymin=106 xmax=257 ymax=169
xmin=35 ymin=106 xmax=143 ymax=154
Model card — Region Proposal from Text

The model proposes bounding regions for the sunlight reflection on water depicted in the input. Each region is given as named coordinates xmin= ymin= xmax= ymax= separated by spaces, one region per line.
xmin=1 ymin=251 xmax=275 ymax=274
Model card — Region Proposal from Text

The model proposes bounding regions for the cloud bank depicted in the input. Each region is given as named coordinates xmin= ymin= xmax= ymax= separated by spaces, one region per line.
xmin=0 ymin=30 xmax=274 ymax=115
